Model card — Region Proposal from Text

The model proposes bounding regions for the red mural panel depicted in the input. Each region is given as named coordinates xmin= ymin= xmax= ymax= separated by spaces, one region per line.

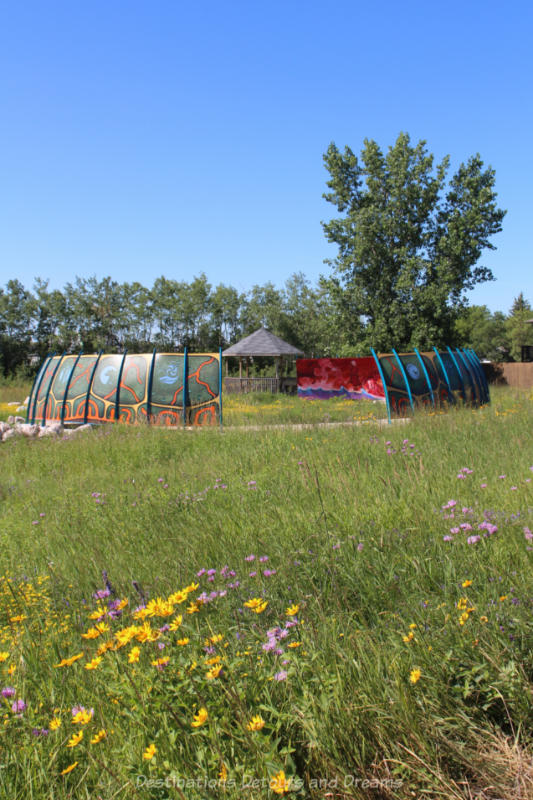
xmin=297 ymin=357 xmax=385 ymax=401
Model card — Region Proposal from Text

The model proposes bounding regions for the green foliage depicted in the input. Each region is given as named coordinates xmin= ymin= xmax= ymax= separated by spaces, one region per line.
xmin=322 ymin=133 xmax=506 ymax=352
xmin=505 ymin=293 xmax=533 ymax=361
xmin=454 ymin=304 xmax=509 ymax=361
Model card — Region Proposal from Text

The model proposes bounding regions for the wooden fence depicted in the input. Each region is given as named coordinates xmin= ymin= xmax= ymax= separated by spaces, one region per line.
xmin=482 ymin=362 xmax=533 ymax=389
xmin=224 ymin=377 xmax=297 ymax=394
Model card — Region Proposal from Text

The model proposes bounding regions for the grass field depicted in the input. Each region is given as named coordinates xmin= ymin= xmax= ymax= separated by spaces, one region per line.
xmin=0 ymin=383 xmax=532 ymax=798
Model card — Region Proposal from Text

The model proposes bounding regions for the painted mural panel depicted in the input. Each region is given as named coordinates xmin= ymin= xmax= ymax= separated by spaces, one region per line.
xmin=29 ymin=352 xmax=221 ymax=427
xmin=297 ymin=357 xmax=385 ymax=401
xmin=118 ymin=355 xmax=149 ymax=424
xmin=295 ymin=349 xmax=487 ymax=420
xmin=63 ymin=356 xmax=98 ymax=422
xmin=186 ymin=354 xmax=221 ymax=426
xmin=376 ymin=354 xmax=412 ymax=415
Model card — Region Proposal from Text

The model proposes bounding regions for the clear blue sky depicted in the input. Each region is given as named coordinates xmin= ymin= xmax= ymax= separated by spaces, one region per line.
xmin=1 ymin=0 xmax=531 ymax=313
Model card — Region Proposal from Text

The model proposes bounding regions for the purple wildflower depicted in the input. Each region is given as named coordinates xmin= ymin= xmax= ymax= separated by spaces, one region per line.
xmin=274 ymin=670 xmax=288 ymax=682
xmin=11 ymin=699 xmax=26 ymax=713
xmin=263 ymin=569 xmax=277 ymax=577
xmin=467 ymin=535 xmax=481 ymax=545
xmin=1 ymin=687 xmax=15 ymax=698
xmin=245 ymin=555 xmax=255 ymax=562
xmin=259 ymin=556 xmax=269 ymax=563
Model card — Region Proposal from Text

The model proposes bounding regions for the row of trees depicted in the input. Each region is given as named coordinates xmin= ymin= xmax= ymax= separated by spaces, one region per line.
xmin=0 ymin=274 xmax=338 ymax=376
xmin=0 ymin=274 xmax=530 ymax=377
xmin=1 ymin=133 xmax=530 ymax=377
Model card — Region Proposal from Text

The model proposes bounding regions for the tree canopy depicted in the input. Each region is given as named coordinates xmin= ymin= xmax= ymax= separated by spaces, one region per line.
xmin=322 ymin=133 xmax=506 ymax=351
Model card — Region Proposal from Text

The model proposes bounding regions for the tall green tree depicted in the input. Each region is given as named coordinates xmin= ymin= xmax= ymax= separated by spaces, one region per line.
xmin=0 ymin=280 xmax=35 ymax=375
xmin=454 ymin=305 xmax=509 ymax=361
xmin=322 ymin=133 xmax=506 ymax=351
xmin=506 ymin=293 xmax=533 ymax=361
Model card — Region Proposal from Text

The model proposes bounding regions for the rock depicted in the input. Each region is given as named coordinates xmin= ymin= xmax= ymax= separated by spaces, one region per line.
xmin=38 ymin=427 xmax=58 ymax=438
xmin=44 ymin=421 xmax=63 ymax=434
xmin=15 ymin=423 xmax=40 ymax=438
xmin=7 ymin=401 xmax=20 ymax=406
xmin=2 ymin=428 xmax=17 ymax=440
xmin=68 ymin=424 xmax=94 ymax=435
xmin=0 ymin=422 xmax=11 ymax=435
xmin=16 ymin=406 xmax=27 ymax=413
xmin=7 ymin=416 xmax=15 ymax=424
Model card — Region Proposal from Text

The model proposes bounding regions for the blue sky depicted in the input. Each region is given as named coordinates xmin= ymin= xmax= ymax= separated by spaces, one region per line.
xmin=1 ymin=0 xmax=531 ymax=313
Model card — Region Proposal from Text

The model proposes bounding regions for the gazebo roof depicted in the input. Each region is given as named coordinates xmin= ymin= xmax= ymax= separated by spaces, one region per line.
xmin=222 ymin=328 xmax=304 ymax=357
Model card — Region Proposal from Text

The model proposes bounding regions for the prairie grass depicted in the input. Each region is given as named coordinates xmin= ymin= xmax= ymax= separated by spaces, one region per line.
xmin=0 ymin=386 xmax=531 ymax=798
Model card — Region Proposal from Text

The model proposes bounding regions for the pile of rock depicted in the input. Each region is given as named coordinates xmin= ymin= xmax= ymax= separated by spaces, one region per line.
xmin=0 ymin=418 xmax=94 ymax=442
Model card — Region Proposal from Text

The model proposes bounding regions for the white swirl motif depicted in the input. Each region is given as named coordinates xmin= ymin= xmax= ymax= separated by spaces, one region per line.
xmin=159 ymin=363 xmax=180 ymax=385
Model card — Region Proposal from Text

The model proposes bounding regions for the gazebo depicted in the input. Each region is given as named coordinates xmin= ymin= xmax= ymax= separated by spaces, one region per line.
xmin=222 ymin=328 xmax=304 ymax=393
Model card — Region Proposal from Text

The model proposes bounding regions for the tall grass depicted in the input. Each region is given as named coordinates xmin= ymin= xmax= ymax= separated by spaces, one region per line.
xmin=0 ymin=388 xmax=531 ymax=798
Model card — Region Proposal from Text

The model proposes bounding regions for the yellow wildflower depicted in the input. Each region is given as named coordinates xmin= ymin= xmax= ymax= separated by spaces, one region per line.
xmin=143 ymin=743 xmax=156 ymax=760
xmin=480 ymin=615 xmax=488 ymax=623
xmin=0 ymin=652 xmax=9 ymax=662
xmin=72 ymin=709 xmax=93 ymax=725
xmin=128 ymin=647 xmax=141 ymax=663
xmin=49 ymin=717 xmax=61 ymax=731
xmin=409 ymin=669 xmax=421 ymax=684
xmin=7 ymin=665 xmax=15 ymax=676
xmin=288 ymin=642 xmax=301 ymax=649
xmin=9 ymin=615 xmax=27 ymax=623
xmin=82 ymin=623 xmax=109 ymax=639
xmin=205 ymin=655 xmax=221 ymax=665
xmin=116 ymin=598 xmax=128 ymax=610
xmin=84 ymin=656 xmax=103 ymax=670
xmin=115 ymin=625 xmax=140 ymax=648
xmin=132 ymin=606 xmax=150 ymax=621
xmin=244 ymin=597 xmax=265 ymax=610
xmin=146 ymin=597 xmax=175 ymax=618
xmin=60 ymin=762 xmax=78 ymax=775
xmin=67 ymin=730 xmax=83 ymax=748
xmin=187 ymin=602 xmax=200 ymax=614
xmin=136 ymin=623 xmax=159 ymax=643
xmin=246 ymin=715 xmax=265 ymax=731
xmin=206 ymin=664 xmax=222 ymax=680
xmin=169 ymin=615 xmax=183 ymax=631
xmin=54 ymin=652 xmax=84 ymax=668
xmin=270 ymin=770 xmax=291 ymax=795
xmin=91 ymin=729 xmax=106 ymax=744
xmin=96 ymin=641 xmax=114 ymax=656
xmin=177 ymin=638 xmax=189 ymax=646
xmin=89 ymin=606 xmax=106 ymax=620
xmin=151 ymin=657 xmax=170 ymax=668
xmin=285 ymin=604 xmax=299 ymax=616
xmin=462 ymin=580 xmax=472 ymax=588
xmin=500 ymin=595 xmax=508 ymax=602
xmin=184 ymin=582 xmax=199 ymax=594
xmin=191 ymin=707 xmax=208 ymax=727
xmin=219 ymin=762 xmax=228 ymax=782
xmin=168 ymin=590 xmax=188 ymax=605
xmin=403 ymin=632 xmax=414 ymax=643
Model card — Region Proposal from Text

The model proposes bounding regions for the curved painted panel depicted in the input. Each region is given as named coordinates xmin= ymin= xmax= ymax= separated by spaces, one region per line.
xmin=29 ymin=352 xmax=221 ymax=427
